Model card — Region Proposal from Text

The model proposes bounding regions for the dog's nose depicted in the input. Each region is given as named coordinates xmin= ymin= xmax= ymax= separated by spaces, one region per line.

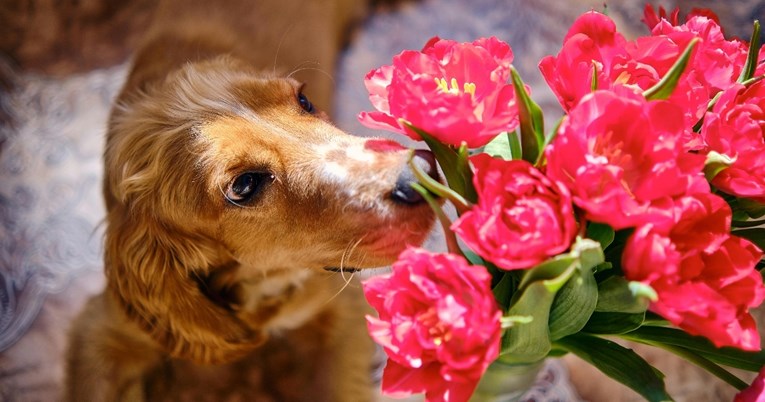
xmin=391 ymin=150 xmax=439 ymax=205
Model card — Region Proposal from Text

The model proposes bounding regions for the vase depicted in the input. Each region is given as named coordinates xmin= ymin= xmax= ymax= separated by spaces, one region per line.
xmin=470 ymin=360 xmax=544 ymax=402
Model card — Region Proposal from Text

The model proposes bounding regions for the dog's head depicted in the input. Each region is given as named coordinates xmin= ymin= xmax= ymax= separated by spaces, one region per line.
xmin=103 ymin=57 xmax=436 ymax=363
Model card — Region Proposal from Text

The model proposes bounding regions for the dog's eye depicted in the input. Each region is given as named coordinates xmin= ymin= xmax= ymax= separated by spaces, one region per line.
xmin=297 ymin=92 xmax=315 ymax=114
xmin=226 ymin=172 xmax=273 ymax=204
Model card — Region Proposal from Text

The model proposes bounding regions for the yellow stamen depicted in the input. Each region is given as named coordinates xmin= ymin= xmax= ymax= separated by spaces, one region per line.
xmin=463 ymin=82 xmax=476 ymax=97
xmin=434 ymin=77 xmax=476 ymax=97
xmin=614 ymin=71 xmax=632 ymax=85
xmin=435 ymin=77 xmax=451 ymax=93
xmin=449 ymin=78 xmax=460 ymax=94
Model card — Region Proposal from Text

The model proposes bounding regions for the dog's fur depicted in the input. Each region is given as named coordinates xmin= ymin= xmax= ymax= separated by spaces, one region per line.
xmin=64 ymin=1 xmax=435 ymax=400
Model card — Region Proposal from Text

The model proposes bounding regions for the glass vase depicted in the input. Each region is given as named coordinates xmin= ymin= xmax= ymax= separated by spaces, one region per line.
xmin=470 ymin=360 xmax=544 ymax=402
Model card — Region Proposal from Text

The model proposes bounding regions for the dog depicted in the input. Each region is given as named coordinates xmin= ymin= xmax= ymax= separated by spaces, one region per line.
xmin=64 ymin=0 xmax=437 ymax=400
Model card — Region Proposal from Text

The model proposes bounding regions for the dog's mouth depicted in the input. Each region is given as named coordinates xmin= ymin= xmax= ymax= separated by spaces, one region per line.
xmin=323 ymin=266 xmax=361 ymax=273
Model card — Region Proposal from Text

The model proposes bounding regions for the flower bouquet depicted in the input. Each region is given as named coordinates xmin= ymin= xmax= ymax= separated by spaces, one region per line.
xmin=358 ymin=4 xmax=765 ymax=402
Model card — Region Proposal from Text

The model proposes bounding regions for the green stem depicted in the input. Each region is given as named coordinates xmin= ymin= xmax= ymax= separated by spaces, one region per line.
xmin=410 ymin=183 xmax=462 ymax=256
xmin=408 ymin=154 xmax=471 ymax=214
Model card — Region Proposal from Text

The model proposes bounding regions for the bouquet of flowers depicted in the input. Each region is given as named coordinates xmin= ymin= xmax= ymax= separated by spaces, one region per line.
xmin=358 ymin=4 xmax=765 ymax=402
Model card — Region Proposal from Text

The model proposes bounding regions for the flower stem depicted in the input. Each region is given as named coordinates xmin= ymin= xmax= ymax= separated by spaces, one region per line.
xmin=410 ymin=183 xmax=462 ymax=256
xmin=408 ymin=153 xmax=472 ymax=214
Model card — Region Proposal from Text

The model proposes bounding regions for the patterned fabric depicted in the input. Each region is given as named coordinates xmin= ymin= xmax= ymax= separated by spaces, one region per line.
xmin=0 ymin=64 xmax=120 ymax=401
xmin=0 ymin=64 xmax=122 ymax=351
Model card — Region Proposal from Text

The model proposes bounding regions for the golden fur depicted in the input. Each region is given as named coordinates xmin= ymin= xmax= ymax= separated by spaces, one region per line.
xmin=65 ymin=1 xmax=435 ymax=400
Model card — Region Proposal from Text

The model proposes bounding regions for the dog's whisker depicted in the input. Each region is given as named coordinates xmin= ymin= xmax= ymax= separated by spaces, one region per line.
xmin=273 ymin=24 xmax=298 ymax=75
xmin=322 ymin=237 xmax=366 ymax=306
xmin=325 ymin=269 xmax=355 ymax=305
xmin=287 ymin=60 xmax=320 ymax=76
xmin=340 ymin=237 xmax=365 ymax=282
xmin=286 ymin=66 xmax=337 ymax=86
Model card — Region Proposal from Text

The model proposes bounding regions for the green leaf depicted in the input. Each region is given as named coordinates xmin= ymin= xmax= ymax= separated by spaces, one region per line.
xmin=655 ymin=344 xmax=749 ymax=390
xmin=732 ymin=218 xmax=765 ymax=228
xmin=548 ymin=267 xmax=598 ymax=340
xmin=593 ymin=261 xmax=613 ymax=273
xmin=595 ymin=276 xmax=651 ymax=313
xmin=644 ymin=38 xmax=700 ymax=101
xmin=483 ymin=131 xmax=521 ymax=160
xmin=518 ymin=238 xmax=604 ymax=294
xmin=572 ymin=237 xmax=606 ymax=273
xmin=583 ymin=311 xmax=645 ymax=334
xmin=620 ymin=327 xmax=754 ymax=389
xmin=492 ymin=272 xmax=516 ymax=310
xmin=498 ymin=281 xmax=553 ymax=364
xmin=500 ymin=238 xmax=606 ymax=361
xmin=621 ymin=326 xmax=765 ymax=372
xmin=501 ymin=315 xmax=534 ymax=328
xmin=540 ymin=116 xmax=565 ymax=155
xmin=548 ymin=239 xmax=602 ymax=341
xmin=587 ymin=222 xmax=616 ymax=250
xmin=405 ymin=122 xmax=477 ymax=203
xmin=703 ymin=151 xmax=735 ymax=182
xmin=738 ymin=20 xmax=761 ymax=83
xmin=736 ymin=197 xmax=765 ymax=219
xmin=509 ymin=67 xmax=545 ymax=165
xmin=547 ymin=347 xmax=569 ymax=358
xmin=506 ymin=131 xmax=522 ymax=160
xmin=556 ymin=334 xmax=672 ymax=402
xmin=731 ymin=228 xmax=765 ymax=252
xmin=742 ymin=74 xmax=765 ymax=88
xmin=462 ymin=249 xmax=486 ymax=266
xmin=516 ymin=255 xmax=578 ymax=294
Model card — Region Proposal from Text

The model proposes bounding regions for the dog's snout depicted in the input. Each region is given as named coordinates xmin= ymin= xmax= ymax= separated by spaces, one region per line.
xmin=391 ymin=150 xmax=439 ymax=205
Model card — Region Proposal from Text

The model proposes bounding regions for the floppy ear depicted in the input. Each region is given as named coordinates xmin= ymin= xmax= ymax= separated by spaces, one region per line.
xmin=104 ymin=205 xmax=266 ymax=364
xmin=101 ymin=85 xmax=267 ymax=364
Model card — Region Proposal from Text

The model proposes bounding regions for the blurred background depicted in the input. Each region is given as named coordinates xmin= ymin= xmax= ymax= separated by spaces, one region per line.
xmin=1 ymin=0 xmax=763 ymax=400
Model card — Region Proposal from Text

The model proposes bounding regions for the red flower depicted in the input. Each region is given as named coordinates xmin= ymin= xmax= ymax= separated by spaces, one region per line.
xmin=541 ymin=10 xmax=747 ymax=150
xmin=702 ymin=81 xmax=765 ymax=203
xmin=544 ymin=87 xmax=707 ymax=230
xmin=642 ymin=4 xmax=680 ymax=29
xmin=538 ymin=11 xmax=628 ymax=112
xmin=634 ymin=13 xmax=747 ymax=149
xmin=623 ymin=193 xmax=765 ymax=351
xmin=452 ymin=154 xmax=577 ymax=270
xmin=651 ymin=14 xmax=747 ymax=95
xmin=358 ymin=36 xmax=521 ymax=148
xmin=616 ymin=33 xmax=710 ymax=149
xmin=363 ymin=248 xmax=501 ymax=402
xmin=736 ymin=366 xmax=765 ymax=402
xmin=642 ymin=5 xmax=721 ymax=31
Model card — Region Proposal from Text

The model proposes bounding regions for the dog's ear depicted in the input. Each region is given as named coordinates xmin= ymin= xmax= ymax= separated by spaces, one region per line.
xmin=104 ymin=205 xmax=265 ymax=364
xmin=102 ymin=89 xmax=267 ymax=363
